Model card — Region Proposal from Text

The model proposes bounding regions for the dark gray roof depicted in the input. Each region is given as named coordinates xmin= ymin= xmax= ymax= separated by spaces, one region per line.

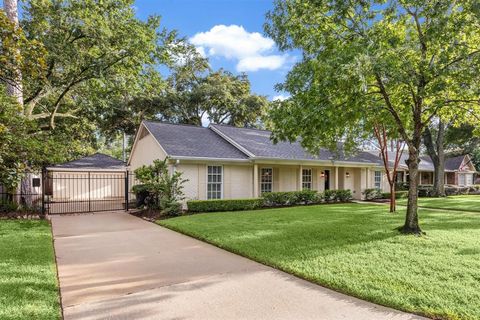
xmin=50 ymin=153 xmax=126 ymax=170
xmin=445 ymin=155 xmax=466 ymax=171
xmin=210 ymin=124 xmax=383 ymax=164
xmin=143 ymin=121 xmax=249 ymax=159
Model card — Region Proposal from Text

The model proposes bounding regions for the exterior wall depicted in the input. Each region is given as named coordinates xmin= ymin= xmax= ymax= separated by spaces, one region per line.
xmin=129 ymin=132 xmax=167 ymax=171
xmin=175 ymin=163 xmax=253 ymax=201
xmin=278 ymin=166 xmax=298 ymax=192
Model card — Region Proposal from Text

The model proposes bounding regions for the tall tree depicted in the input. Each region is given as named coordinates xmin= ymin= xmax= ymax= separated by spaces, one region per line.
xmin=265 ymin=0 xmax=480 ymax=234
xmin=2 ymin=0 xmax=23 ymax=106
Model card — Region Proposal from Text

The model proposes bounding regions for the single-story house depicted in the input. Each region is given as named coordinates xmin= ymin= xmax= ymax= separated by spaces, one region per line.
xmin=372 ymin=151 xmax=478 ymax=187
xmin=128 ymin=121 xmax=478 ymax=202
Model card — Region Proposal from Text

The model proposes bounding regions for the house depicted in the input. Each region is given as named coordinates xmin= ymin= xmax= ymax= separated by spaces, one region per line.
xmin=128 ymin=121 xmax=390 ymax=201
xmin=128 ymin=121 xmax=478 ymax=203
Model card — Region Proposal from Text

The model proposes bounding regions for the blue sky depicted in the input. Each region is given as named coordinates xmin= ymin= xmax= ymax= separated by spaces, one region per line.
xmin=134 ymin=0 xmax=294 ymax=100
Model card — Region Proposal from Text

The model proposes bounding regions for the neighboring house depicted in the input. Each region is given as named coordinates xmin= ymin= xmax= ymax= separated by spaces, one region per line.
xmin=373 ymin=151 xmax=478 ymax=187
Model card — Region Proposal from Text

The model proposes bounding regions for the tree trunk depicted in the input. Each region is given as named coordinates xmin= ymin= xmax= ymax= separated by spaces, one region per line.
xmin=423 ymin=122 xmax=446 ymax=196
xmin=401 ymin=150 xmax=422 ymax=234
xmin=3 ymin=0 xmax=24 ymax=107
xmin=389 ymin=182 xmax=396 ymax=213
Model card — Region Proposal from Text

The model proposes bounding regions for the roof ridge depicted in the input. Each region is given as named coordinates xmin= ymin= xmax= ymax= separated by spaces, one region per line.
xmin=143 ymin=120 xmax=207 ymax=129
xmin=210 ymin=123 xmax=272 ymax=133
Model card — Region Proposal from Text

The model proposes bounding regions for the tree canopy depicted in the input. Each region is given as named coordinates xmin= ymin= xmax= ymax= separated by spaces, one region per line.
xmin=265 ymin=0 xmax=480 ymax=233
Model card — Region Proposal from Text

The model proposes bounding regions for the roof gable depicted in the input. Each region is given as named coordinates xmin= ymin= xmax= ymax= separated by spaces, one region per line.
xmin=142 ymin=121 xmax=249 ymax=160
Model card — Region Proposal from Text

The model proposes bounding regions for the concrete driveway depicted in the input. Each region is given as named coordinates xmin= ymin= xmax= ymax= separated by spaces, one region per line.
xmin=51 ymin=211 xmax=425 ymax=320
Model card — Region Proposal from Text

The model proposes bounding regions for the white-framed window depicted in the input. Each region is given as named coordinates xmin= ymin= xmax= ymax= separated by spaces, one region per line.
xmin=261 ymin=168 xmax=273 ymax=194
xmin=207 ymin=165 xmax=223 ymax=199
xmin=374 ymin=171 xmax=382 ymax=189
xmin=459 ymin=173 xmax=466 ymax=186
xmin=466 ymin=173 xmax=473 ymax=186
xmin=302 ymin=168 xmax=312 ymax=190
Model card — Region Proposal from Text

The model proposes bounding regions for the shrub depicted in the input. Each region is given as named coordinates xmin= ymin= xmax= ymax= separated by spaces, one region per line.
xmin=395 ymin=182 xmax=409 ymax=191
xmin=335 ymin=189 xmax=353 ymax=202
xmin=187 ymin=198 xmax=264 ymax=213
xmin=363 ymin=188 xmax=383 ymax=200
xmin=134 ymin=158 xmax=188 ymax=216
xmin=293 ymin=190 xmax=319 ymax=204
xmin=0 ymin=199 xmax=18 ymax=214
xmin=382 ymin=191 xmax=408 ymax=199
xmin=262 ymin=192 xmax=293 ymax=206
xmin=418 ymin=185 xmax=434 ymax=197
xmin=323 ymin=190 xmax=336 ymax=203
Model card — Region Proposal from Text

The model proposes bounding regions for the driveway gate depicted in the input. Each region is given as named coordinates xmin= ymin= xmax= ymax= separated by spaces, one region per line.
xmin=42 ymin=170 xmax=134 ymax=214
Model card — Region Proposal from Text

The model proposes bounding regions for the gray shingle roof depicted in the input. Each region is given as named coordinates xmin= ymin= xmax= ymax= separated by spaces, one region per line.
xmin=210 ymin=124 xmax=383 ymax=164
xmin=143 ymin=121 xmax=249 ymax=159
xmin=445 ymin=155 xmax=466 ymax=171
xmin=50 ymin=153 xmax=126 ymax=170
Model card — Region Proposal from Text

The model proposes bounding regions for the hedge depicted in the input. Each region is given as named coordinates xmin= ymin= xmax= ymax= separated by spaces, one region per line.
xmin=381 ymin=191 xmax=408 ymax=199
xmin=187 ymin=198 xmax=264 ymax=213
xmin=187 ymin=189 xmax=353 ymax=213
xmin=363 ymin=188 xmax=383 ymax=200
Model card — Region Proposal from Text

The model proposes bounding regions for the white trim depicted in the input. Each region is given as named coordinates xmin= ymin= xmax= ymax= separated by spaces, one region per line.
xmin=128 ymin=122 xmax=170 ymax=166
xmin=260 ymin=167 xmax=273 ymax=194
xmin=208 ymin=125 xmax=255 ymax=157
xmin=206 ymin=165 xmax=223 ymax=200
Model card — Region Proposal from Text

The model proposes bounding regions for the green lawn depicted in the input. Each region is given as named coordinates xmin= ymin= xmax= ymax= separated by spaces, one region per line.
xmin=398 ymin=195 xmax=480 ymax=212
xmin=0 ymin=220 xmax=61 ymax=320
xmin=159 ymin=204 xmax=480 ymax=320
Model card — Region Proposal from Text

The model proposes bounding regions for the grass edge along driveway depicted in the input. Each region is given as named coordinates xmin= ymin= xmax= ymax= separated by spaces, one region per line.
xmin=159 ymin=203 xmax=480 ymax=320
xmin=0 ymin=219 xmax=61 ymax=320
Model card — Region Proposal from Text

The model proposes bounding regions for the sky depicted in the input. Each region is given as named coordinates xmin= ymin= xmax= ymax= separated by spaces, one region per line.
xmin=134 ymin=0 xmax=295 ymax=101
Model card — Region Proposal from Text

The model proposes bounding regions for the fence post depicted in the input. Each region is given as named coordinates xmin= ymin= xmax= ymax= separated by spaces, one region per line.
xmin=125 ymin=170 xmax=129 ymax=211
xmin=88 ymin=172 xmax=91 ymax=212
xmin=41 ymin=167 xmax=46 ymax=217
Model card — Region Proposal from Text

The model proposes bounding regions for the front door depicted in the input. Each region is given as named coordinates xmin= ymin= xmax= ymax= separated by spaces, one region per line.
xmin=324 ymin=170 xmax=330 ymax=190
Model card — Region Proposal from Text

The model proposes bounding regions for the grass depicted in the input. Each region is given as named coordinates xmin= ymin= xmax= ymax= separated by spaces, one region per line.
xmin=397 ymin=195 xmax=480 ymax=212
xmin=0 ymin=220 xmax=61 ymax=320
xmin=159 ymin=203 xmax=480 ymax=320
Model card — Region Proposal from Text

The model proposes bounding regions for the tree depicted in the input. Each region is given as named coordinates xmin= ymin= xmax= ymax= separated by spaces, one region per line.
xmin=423 ymin=120 xmax=446 ymax=196
xmin=373 ymin=124 xmax=405 ymax=213
xmin=20 ymin=0 xmax=164 ymax=128
xmin=265 ymin=0 xmax=480 ymax=234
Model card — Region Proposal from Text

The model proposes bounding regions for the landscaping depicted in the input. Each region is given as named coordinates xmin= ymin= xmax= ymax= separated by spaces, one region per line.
xmin=397 ymin=195 xmax=480 ymax=212
xmin=159 ymin=203 xmax=480 ymax=320
xmin=0 ymin=220 xmax=61 ymax=320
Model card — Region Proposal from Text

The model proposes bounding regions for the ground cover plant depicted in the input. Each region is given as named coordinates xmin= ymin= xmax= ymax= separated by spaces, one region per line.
xmin=160 ymin=203 xmax=480 ymax=320
xmin=0 ymin=220 xmax=61 ymax=320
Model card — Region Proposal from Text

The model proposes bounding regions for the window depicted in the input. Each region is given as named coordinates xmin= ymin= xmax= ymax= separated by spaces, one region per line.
xmin=207 ymin=166 xmax=222 ymax=199
xmin=374 ymin=171 xmax=382 ymax=189
xmin=302 ymin=169 xmax=312 ymax=190
xmin=458 ymin=173 xmax=466 ymax=186
xmin=466 ymin=173 xmax=473 ymax=186
xmin=261 ymin=168 xmax=273 ymax=193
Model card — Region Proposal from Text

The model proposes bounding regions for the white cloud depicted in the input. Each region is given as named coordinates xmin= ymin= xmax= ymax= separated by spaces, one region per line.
xmin=272 ymin=94 xmax=290 ymax=101
xmin=237 ymin=55 xmax=287 ymax=72
xmin=190 ymin=24 xmax=288 ymax=72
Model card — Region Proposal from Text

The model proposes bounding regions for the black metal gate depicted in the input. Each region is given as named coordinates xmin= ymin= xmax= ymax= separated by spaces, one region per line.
xmin=42 ymin=170 xmax=132 ymax=215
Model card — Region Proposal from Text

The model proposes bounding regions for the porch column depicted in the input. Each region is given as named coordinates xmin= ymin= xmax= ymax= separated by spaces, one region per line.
xmin=366 ymin=168 xmax=370 ymax=189
xmin=253 ymin=164 xmax=259 ymax=197
xmin=298 ymin=165 xmax=303 ymax=191
xmin=334 ymin=166 xmax=339 ymax=190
